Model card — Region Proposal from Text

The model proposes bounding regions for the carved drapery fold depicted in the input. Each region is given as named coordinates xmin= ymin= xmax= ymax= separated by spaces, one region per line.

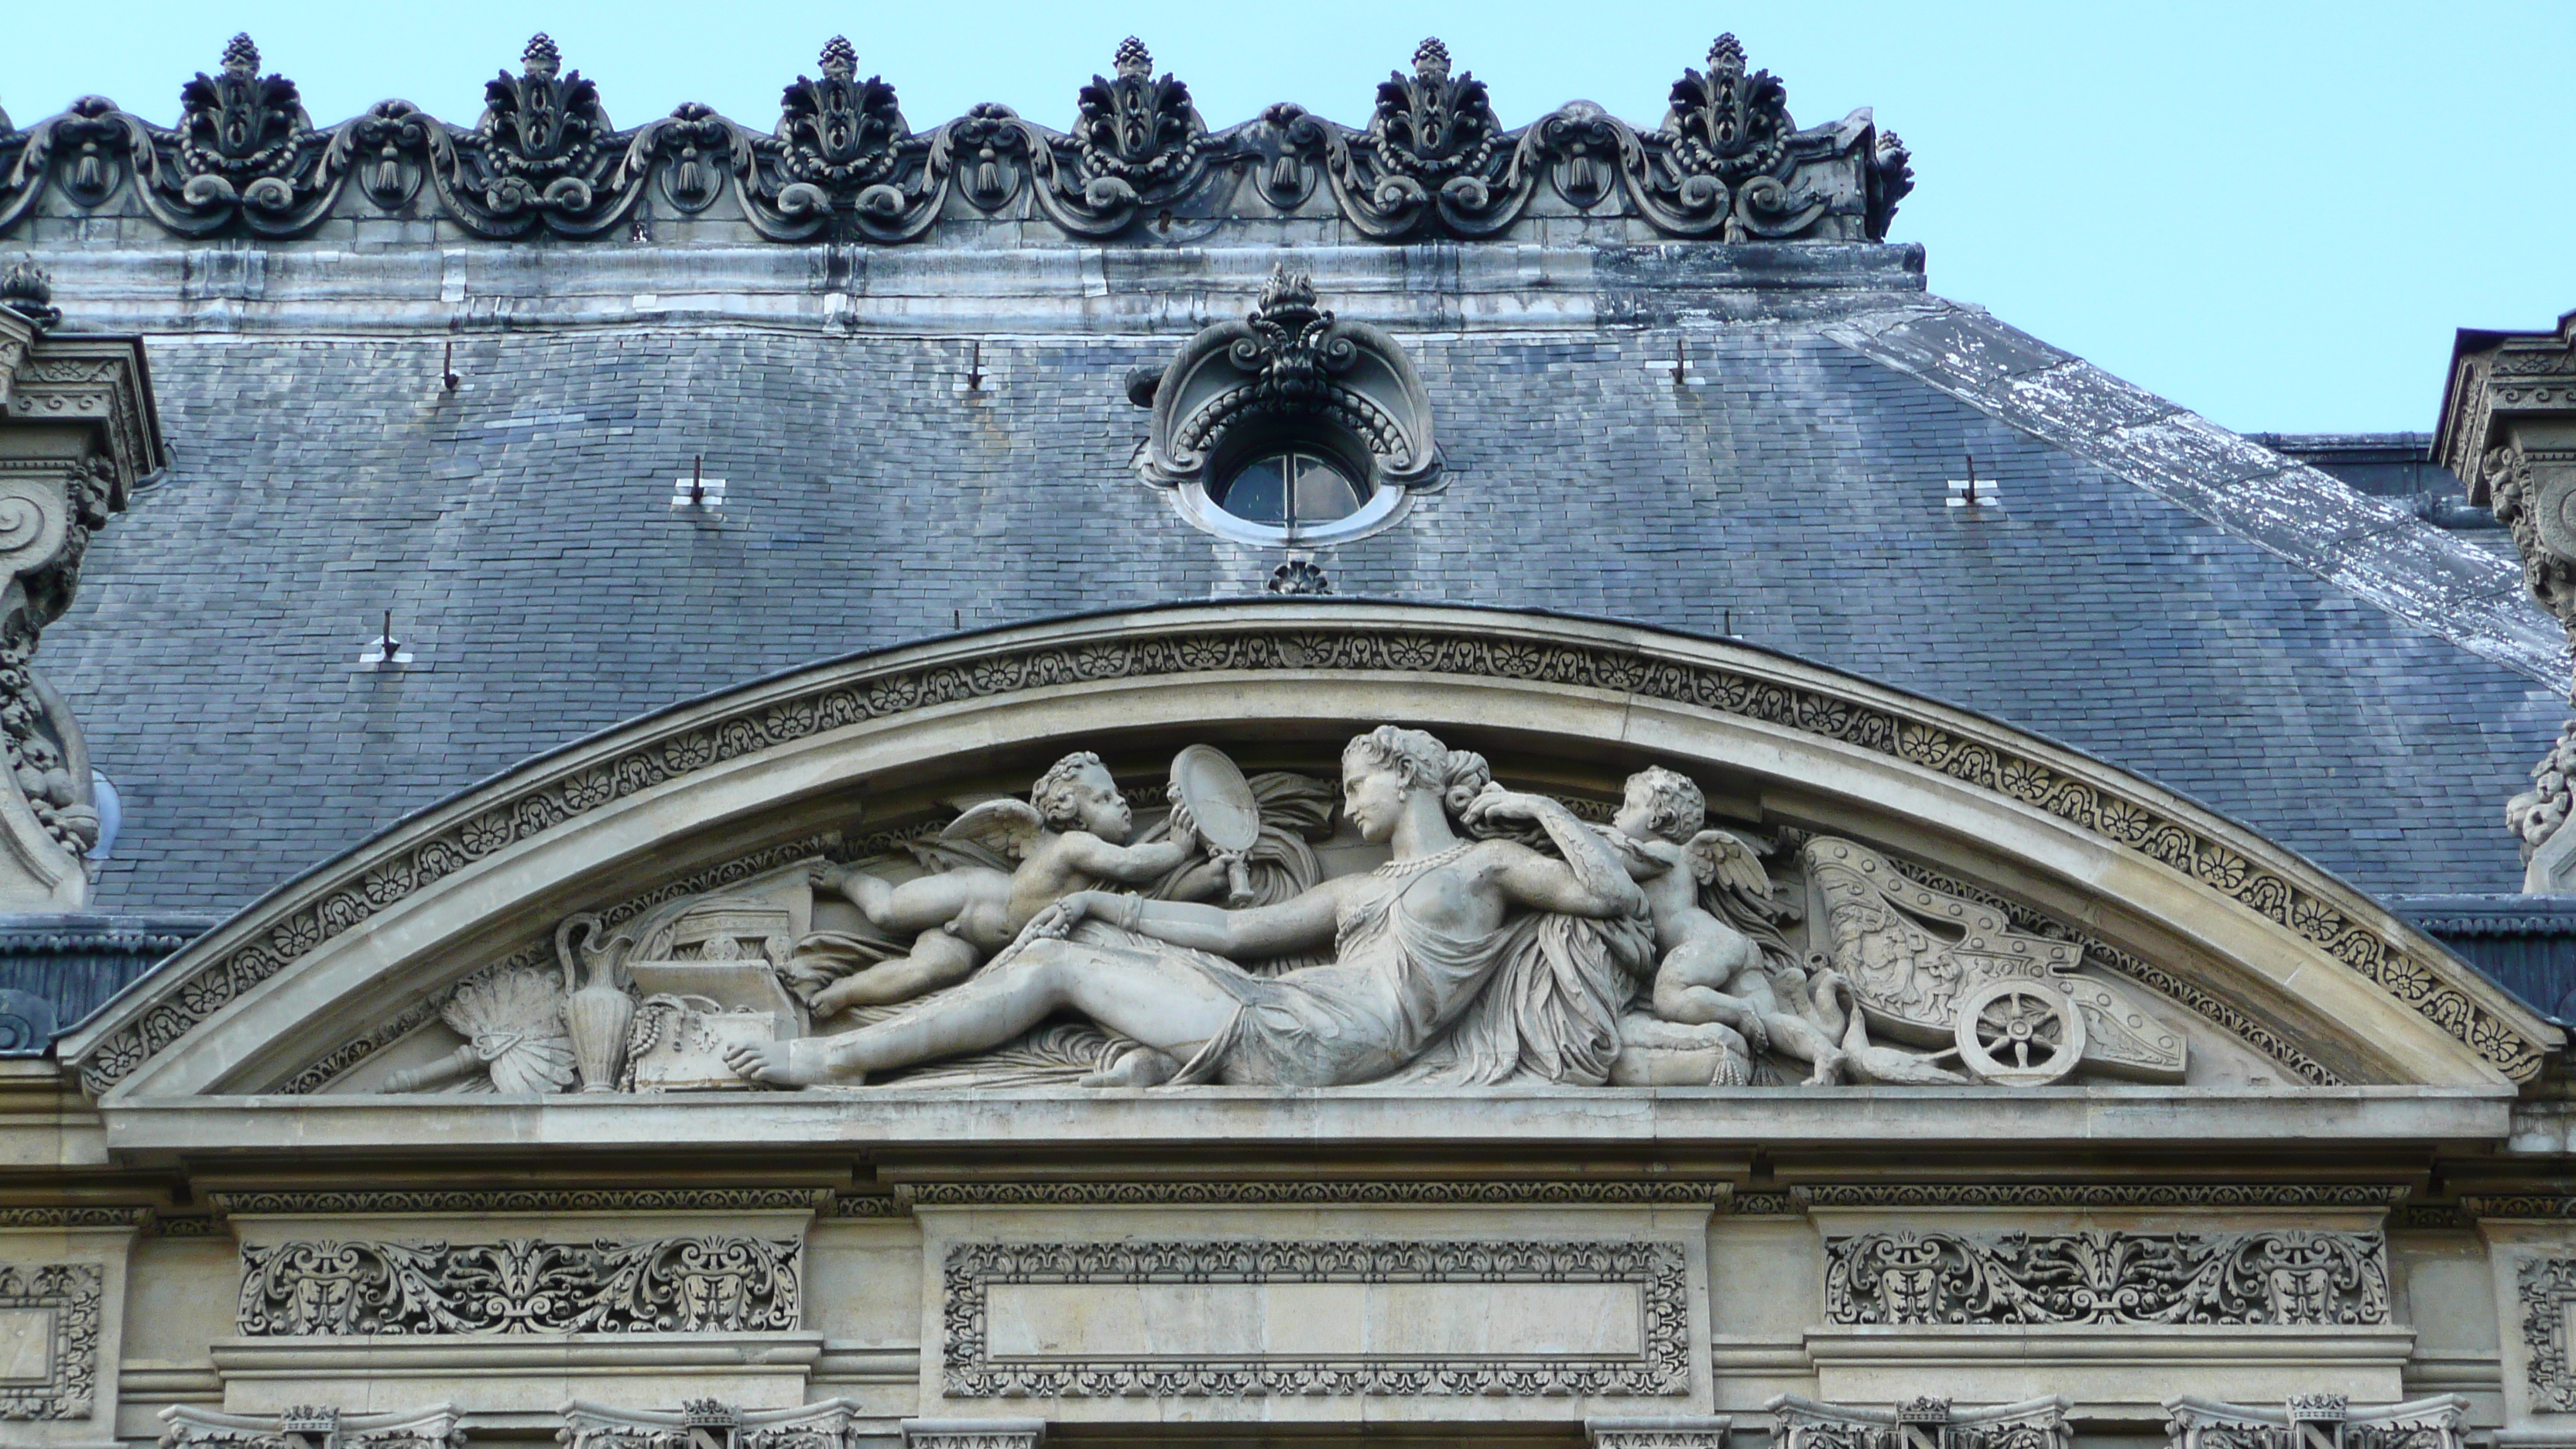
xmin=1822 ymin=1228 xmax=2391 ymax=1327
xmin=0 ymin=33 xmax=1908 ymax=246
xmin=235 ymin=1235 xmax=800 ymax=1335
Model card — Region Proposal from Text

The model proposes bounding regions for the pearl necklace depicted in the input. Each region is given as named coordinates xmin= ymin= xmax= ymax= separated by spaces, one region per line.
xmin=1373 ymin=841 xmax=1475 ymax=878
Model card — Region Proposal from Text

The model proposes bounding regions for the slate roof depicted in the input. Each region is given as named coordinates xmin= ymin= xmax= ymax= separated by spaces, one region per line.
xmin=23 ymin=246 xmax=2566 ymax=916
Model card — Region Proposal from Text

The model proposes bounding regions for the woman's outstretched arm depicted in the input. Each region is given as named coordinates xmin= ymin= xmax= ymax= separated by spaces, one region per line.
xmin=1468 ymin=788 xmax=1646 ymax=919
xmin=1049 ymin=879 xmax=1350 ymax=958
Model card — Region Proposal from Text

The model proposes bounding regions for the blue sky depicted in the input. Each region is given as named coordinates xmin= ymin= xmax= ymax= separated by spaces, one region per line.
xmin=5 ymin=1 xmax=2567 ymax=433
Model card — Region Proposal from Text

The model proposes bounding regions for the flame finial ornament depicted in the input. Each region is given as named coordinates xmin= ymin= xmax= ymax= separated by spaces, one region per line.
xmin=820 ymin=36 xmax=857 ymax=81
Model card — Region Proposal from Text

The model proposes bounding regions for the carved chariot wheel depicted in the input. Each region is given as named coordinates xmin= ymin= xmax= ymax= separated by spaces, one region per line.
xmin=1952 ymin=979 xmax=2085 ymax=1087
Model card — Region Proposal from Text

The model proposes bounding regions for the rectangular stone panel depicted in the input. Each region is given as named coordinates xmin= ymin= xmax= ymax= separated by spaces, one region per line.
xmin=944 ymin=1238 xmax=1690 ymax=1397
xmin=0 ymin=1307 xmax=54 ymax=1383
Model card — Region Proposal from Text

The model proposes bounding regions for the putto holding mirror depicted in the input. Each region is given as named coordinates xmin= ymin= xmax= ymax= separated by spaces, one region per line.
xmin=376 ymin=724 xmax=2191 ymax=1098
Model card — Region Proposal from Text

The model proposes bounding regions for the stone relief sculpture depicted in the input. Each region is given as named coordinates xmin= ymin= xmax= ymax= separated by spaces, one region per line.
xmin=724 ymin=726 xmax=1677 ymax=1088
xmin=796 ymin=750 xmax=1202 ymax=1016
xmin=334 ymin=727 xmax=2213 ymax=1096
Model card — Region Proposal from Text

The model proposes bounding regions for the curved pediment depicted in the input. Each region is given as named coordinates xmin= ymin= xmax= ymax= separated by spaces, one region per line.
xmin=59 ymin=603 xmax=2552 ymax=1132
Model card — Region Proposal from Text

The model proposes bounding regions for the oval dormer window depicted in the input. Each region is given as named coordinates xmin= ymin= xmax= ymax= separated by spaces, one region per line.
xmin=1212 ymin=448 xmax=1370 ymax=528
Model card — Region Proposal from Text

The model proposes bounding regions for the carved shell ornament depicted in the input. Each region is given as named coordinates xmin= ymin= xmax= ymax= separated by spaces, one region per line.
xmin=0 ymin=33 xmax=1912 ymax=245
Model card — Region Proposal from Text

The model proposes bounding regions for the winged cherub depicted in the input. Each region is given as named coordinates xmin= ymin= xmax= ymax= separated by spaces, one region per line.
xmin=805 ymin=751 xmax=1201 ymax=1016
xmin=1606 ymin=766 xmax=1846 ymax=1085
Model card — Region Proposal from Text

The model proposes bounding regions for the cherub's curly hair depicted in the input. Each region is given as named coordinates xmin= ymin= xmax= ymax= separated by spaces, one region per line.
xmin=1624 ymin=766 xmax=1706 ymax=844
xmin=1342 ymin=725 xmax=1491 ymax=822
xmin=1029 ymin=750 xmax=1111 ymax=830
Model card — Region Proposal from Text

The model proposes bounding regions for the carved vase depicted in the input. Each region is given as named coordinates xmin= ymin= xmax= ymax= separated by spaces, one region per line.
xmin=557 ymin=916 xmax=633 ymax=1092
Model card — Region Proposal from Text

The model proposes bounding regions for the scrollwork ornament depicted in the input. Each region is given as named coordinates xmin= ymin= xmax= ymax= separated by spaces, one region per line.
xmin=741 ymin=37 xmax=933 ymax=242
xmin=1024 ymin=38 xmax=1224 ymax=237
xmin=2520 ymin=1256 xmax=2576 ymax=1410
xmin=237 ymin=1234 xmax=800 ymax=1336
xmin=135 ymin=34 xmax=344 ymax=236
xmin=1324 ymin=37 xmax=1539 ymax=238
xmin=1824 ymin=1228 xmax=2389 ymax=1327
xmin=424 ymin=34 xmax=644 ymax=238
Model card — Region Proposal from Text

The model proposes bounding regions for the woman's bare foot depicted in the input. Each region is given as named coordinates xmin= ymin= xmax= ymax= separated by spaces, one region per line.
xmin=724 ymin=1037 xmax=846 ymax=1087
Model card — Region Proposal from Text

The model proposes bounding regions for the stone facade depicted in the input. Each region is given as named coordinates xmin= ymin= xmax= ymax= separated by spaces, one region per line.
xmin=0 ymin=35 xmax=2570 ymax=1449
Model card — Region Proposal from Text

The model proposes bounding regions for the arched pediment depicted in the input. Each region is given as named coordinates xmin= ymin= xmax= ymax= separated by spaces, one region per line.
xmin=59 ymin=604 xmax=2552 ymax=1134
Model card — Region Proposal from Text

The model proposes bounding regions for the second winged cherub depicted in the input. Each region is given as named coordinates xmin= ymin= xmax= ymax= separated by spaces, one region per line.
xmin=1606 ymin=766 xmax=1847 ymax=1085
xmin=802 ymin=751 xmax=1201 ymax=1016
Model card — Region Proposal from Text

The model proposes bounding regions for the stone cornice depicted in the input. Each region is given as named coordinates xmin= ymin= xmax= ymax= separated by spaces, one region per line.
xmin=61 ymin=604 xmax=2554 ymax=1097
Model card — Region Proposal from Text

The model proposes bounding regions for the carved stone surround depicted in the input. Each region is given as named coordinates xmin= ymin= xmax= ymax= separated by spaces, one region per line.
xmin=2519 ymin=1256 xmax=2576 ymax=1410
xmin=71 ymin=610 xmax=2544 ymax=1098
xmin=1824 ymin=1229 xmax=2390 ymax=1327
xmin=0 ymin=32 xmax=1909 ymax=246
xmin=940 ymin=1238 xmax=1691 ymax=1397
xmin=0 ymin=1259 xmax=100 ymax=1420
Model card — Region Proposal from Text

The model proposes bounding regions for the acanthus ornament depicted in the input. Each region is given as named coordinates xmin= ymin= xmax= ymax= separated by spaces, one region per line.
xmin=235 ymin=1235 xmax=799 ymax=1336
xmin=741 ymin=38 xmax=934 ymax=242
xmin=423 ymin=35 xmax=647 ymax=238
xmin=139 ymin=35 xmax=342 ymax=235
xmin=560 ymin=1399 xmax=866 ymax=1449
xmin=1824 ymin=1228 xmax=2390 ymax=1327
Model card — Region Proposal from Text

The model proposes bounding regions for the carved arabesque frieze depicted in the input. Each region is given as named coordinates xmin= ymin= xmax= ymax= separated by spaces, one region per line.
xmin=1824 ymin=1228 xmax=2390 ymax=1327
xmin=0 ymin=1259 xmax=101 ymax=1420
xmin=0 ymin=33 xmax=1907 ymax=246
xmin=82 ymin=620 xmax=2539 ymax=1098
xmin=1769 ymin=1396 xmax=2072 ymax=1449
xmin=235 ymin=1234 xmax=799 ymax=1336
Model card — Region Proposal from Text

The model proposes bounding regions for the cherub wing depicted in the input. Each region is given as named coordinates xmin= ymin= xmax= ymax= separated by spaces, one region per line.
xmin=941 ymin=799 xmax=1048 ymax=862
xmin=1684 ymin=829 xmax=1770 ymax=899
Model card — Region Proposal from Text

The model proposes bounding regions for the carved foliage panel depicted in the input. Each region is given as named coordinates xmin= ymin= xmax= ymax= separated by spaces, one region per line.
xmin=2521 ymin=1256 xmax=2576 ymax=1410
xmin=1824 ymin=1229 xmax=2390 ymax=1327
xmin=0 ymin=1260 xmax=101 ymax=1420
xmin=236 ymin=1235 xmax=798 ymax=1335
